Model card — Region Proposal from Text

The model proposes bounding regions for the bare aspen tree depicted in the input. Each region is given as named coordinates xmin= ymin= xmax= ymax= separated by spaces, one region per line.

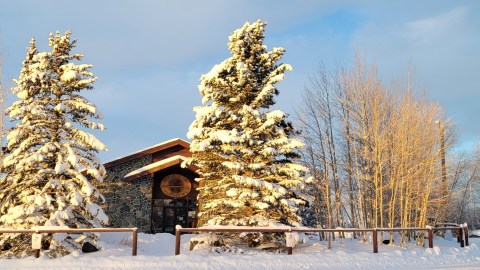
xmin=338 ymin=87 xmax=358 ymax=229
xmin=449 ymin=145 xmax=480 ymax=228
xmin=297 ymin=64 xmax=352 ymax=232
xmin=340 ymin=56 xmax=384 ymax=229
xmin=297 ymin=67 xmax=334 ymax=229
xmin=298 ymin=55 xmax=454 ymax=232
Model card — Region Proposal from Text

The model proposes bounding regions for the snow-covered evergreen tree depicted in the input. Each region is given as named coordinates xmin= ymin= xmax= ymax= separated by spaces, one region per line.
xmin=185 ymin=20 xmax=310 ymax=246
xmin=0 ymin=31 xmax=108 ymax=258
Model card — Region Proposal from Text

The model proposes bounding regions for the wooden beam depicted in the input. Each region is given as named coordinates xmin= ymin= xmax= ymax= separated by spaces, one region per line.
xmin=104 ymin=138 xmax=190 ymax=169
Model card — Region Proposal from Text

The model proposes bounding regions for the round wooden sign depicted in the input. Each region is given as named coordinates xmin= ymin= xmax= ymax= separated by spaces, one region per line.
xmin=160 ymin=174 xmax=192 ymax=198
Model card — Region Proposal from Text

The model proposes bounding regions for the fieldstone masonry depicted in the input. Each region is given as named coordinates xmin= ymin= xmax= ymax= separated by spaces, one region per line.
xmin=100 ymin=155 xmax=153 ymax=232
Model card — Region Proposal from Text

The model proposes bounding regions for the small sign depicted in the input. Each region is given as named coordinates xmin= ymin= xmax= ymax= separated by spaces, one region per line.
xmin=285 ymin=232 xmax=296 ymax=247
xmin=32 ymin=233 xmax=42 ymax=250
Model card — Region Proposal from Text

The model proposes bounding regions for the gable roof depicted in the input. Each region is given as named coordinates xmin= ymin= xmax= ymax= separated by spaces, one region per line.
xmin=104 ymin=138 xmax=190 ymax=169
xmin=123 ymin=155 xmax=196 ymax=181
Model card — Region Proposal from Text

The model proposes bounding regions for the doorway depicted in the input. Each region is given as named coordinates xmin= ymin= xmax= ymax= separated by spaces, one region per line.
xmin=151 ymin=199 xmax=197 ymax=233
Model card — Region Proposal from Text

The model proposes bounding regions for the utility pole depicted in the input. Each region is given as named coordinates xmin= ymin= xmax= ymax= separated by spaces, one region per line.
xmin=0 ymin=55 xmax=6 ymax=169
xmin=435 ymin=120 xmax=447 ymax=198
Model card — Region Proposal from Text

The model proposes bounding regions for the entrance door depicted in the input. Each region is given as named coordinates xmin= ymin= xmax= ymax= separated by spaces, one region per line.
xmin=152 ymin=199 xmax=197 ymax=233
xmin=163 ymin=206 xmax=188 ymax=233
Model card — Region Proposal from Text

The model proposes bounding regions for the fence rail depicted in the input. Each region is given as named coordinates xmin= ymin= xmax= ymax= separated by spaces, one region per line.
xmin=0 ymin=227 xmax=138 ymax=257
xmin=1 ymin=225 xmax=468 ymax=257
xmin=174 ymin=224 xmax=469 ymax=255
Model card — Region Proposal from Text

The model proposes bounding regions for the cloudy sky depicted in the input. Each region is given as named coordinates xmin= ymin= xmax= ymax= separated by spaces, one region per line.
xmin=0 ymin=0 xmax=478 ymax=161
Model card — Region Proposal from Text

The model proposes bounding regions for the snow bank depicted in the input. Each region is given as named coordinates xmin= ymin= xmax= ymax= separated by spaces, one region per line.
xmin=1 ymin=233 xmax=480 ymax=269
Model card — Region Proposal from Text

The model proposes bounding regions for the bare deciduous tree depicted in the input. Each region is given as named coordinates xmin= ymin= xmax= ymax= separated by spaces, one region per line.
xmin=297 ymin=55 xmax=454 ymax=233
xmin=449 ymin=145 xmax=480 ymax=228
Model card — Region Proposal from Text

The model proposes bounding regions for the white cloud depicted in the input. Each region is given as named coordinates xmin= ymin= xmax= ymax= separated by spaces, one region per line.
xmin=403 ymin=6 xmax=468 ymax=46
xmin=349 ymin=4 xmax=480 ymax=152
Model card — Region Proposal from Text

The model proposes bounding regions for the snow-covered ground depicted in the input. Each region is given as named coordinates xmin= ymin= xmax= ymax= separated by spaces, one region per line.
xmin=1 ymin=232 xmax=480 ymax=269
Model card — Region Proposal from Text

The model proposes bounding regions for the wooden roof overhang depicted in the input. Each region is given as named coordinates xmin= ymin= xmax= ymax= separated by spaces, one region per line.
xmin=104 ymin=138 xmax=190 ymax=169
xmin=123 ymin=155 xmax=198 ymax=181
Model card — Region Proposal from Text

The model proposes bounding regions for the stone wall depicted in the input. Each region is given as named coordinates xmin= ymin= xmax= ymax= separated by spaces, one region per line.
xmin=100 ymin=155 xmax=153 ymax=232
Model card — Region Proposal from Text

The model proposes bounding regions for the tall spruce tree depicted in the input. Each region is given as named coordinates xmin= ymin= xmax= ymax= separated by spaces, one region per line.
xmin=0 ymin=31 xmax=108 ymax=258
xmin=186 ymin=20 xmax=309 ymax=246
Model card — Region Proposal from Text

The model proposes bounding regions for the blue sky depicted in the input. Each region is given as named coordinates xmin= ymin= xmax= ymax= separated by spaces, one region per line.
xmin=0 ymin=0 xmax=479 ymax=161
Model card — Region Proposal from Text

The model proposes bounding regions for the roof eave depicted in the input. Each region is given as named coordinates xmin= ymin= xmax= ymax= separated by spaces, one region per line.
xmin=104 ymin=138 xmax=190 ymax=169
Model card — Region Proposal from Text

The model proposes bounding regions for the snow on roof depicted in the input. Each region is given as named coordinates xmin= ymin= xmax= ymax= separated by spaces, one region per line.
xmin=104 ymin=138 xmax=190 ymax=168
xmin=123 ymin=155 xmax=193 ymax=181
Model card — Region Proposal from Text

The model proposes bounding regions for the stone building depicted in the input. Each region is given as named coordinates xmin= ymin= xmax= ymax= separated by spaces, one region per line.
xmin=100 ymin=138 xmax=199 ymax=233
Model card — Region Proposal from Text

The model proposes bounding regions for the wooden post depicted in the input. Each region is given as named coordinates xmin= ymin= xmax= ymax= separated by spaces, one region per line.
xmin=327 ymin=232 xmax=331 ymax=250
xmin=372 ymin=229 xmax=378 ymax=254
xmin=285 ymin=231 xmax=294 ymax=255
xmin=175 ymin=225 xmax=181 ymax=256
xmin=463 ymin=225 xmax=469 ymax=247
xmin=132 ymin=228 xmax=138 ymax=256
xmin=458 ymin=228 xmax=464 ymax=247
xmin=32 ymin=232 xmax=42 ymax=258
xmin=457 ymin=228 xmax=461 ymax=243
xmin=428 ymin=228 xmax=433 ymax=248
xmin=436 ymin=120 xmax=447 ymax=198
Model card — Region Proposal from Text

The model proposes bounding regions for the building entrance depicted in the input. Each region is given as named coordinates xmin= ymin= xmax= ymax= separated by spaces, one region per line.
xmin=151 ymin=199 xmax=197 ymax=233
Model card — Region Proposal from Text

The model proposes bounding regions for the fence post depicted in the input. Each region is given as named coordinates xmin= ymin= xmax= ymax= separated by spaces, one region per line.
xmin=463 ymin=224 xmax=469 ymax=247
xmin=458 ymin=228 xmax=464 ymax=248
xmin=175 ymin=225 xmax=182 ymax=255
xmin=327 ymin=232 xmax=331 ymax=250
xmin=32 ymin=231 xmax=42 ymax=258
xmin=286 ymin=228 xmax=293 ymax=255
xmin=457 ymin=228 xmax=461 ymax=243
xmin=372 ymin=229 xmax=378 ymax=254
xmin=132 ymin=228 xmax=138 ymax=256
xmin=427 ymin=226 xmax=433 ymax=248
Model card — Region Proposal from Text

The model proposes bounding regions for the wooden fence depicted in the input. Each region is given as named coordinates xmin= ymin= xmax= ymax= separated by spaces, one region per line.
xmin=174 ymin=224 xmax=469 ymax=255
xmin=0 ymin=227 xmax=138 ymax=257
xmin=1 ymin=225 xmax=469 ymax=257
